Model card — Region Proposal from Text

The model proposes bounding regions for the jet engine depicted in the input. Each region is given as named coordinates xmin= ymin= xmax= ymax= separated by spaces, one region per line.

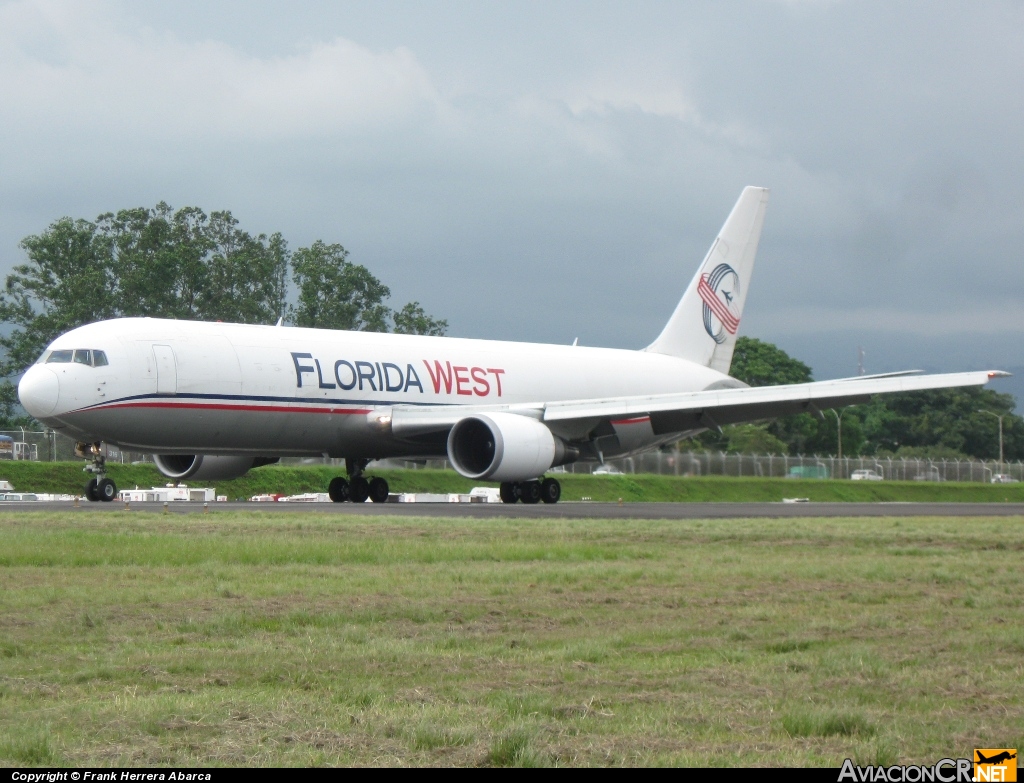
xmin=447 ymin=412 xmax=577 ymax=481
xmin=153 ymin=455 xmax=279 ymax=481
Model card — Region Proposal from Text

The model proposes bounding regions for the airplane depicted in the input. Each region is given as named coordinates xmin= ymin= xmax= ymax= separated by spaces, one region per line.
xmin=16 ymin=186 xmax=1008 ymax=503
xmin=976 ymin=751 xmax=1016 ymax=766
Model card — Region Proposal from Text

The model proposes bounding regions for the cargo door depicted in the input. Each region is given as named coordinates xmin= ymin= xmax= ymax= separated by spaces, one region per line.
xmin=174 ymin=335 xmax=241 ymax=395
xmin=153 ymin=344 xmax=177 ymax=395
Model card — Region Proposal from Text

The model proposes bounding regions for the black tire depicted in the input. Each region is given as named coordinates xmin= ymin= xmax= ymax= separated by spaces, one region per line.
xmin=368 ymin=477 xmax=390 ymax=503
xmin=97 ymin=478 xmax=117 ymax=502
xmin=499 ymin=482 xmax=519 ymax=504
xmin=349 ymin=476 xmax=370 ymax=503
xmin=540 ymin=478 xmax=561 ymax=504
xmin=85 ymin=478 xmax=99 ymax=502
xmin=520 ymin=480 xmax=542 ymax=504
xmin=328 ymin=477 xmax=350 ymax=503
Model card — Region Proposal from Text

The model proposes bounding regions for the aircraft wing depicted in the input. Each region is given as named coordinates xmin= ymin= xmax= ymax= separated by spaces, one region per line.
xmin=390 ymin=402 xmax=546 ymax=436
xmin=390 ymin=370 xmax=1007 ymax=439
xmin=542 ymin=370 xmax=1007 ymax=435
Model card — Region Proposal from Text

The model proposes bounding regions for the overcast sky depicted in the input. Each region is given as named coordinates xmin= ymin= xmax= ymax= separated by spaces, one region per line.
xmin=1 ymin=0 xmax=1021 ymax=399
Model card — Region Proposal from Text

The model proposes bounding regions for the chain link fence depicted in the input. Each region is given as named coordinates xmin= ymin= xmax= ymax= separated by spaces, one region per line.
xmin=555 ymin=451 xmax=1023 ymax=483
xmin=6 ymin=430 xmax=1020 ymax=483
xmin=379 ymin=451 xmax=1022 ymax=483
xmin=0 ymin=430 xmax=154 ymax=465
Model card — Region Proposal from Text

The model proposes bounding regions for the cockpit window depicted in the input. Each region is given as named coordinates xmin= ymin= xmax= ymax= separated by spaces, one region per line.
xmin=44 ymin=349 xmax=109 ymax=367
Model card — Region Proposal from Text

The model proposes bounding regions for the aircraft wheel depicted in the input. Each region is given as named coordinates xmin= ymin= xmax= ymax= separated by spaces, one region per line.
xmin=368 ymin=477 xmax=390 ymax=503
xmin=349 ymin=476 xmax=370 ymax=503
xmin=520 ymin=480 xmax=542 ymax=504
xmin=540 ymin=477 xmax=561 ymax=504
xmin=97 ymin=478 xmax=117 ymax=502
xmin=499 ymin=482 xmax=519 ymax=503
xmin=328 ymin=477 xmax=350 ymax=503
xmin=84 ymin=478 xmax=99 ymax=502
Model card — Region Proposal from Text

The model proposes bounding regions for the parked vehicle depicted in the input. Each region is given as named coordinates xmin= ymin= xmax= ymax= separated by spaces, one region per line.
xmin=787 ymin=465 xmax=829 ymax=479
xmin=592 ymin=464 xmax=623 ymax=475
xmin=0 ymin=436 xmax=38 ymax=461
xmin=991 ymin=473 xmax=1020 ymax=484
xmin=851 ymin=469 xmax=883 ymax=481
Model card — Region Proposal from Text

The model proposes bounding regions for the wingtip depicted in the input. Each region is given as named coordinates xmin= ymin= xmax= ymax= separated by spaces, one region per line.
xmin=987 ymin=370 xmax=1012 ymax=378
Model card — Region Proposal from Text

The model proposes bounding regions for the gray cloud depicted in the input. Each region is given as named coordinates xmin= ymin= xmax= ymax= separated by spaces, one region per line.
xmin=0 ymin=0 xmax=1020 ymax=390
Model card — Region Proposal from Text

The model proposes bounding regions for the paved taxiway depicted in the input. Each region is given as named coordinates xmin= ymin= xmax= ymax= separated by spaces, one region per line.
xmin=3 ymin=501 xmax=1024 ymax=518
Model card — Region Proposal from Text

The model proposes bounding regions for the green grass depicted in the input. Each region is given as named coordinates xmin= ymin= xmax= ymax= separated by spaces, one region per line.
xmin=0 ymin=727 xmax=57 ymax=765
xmin=2 ymin=461 xmax=1024 ymax=502
xmin=1 ymin=510 xmax=1022 ymax=766
xmin=782 ymin=712 xmax=876 ymax=738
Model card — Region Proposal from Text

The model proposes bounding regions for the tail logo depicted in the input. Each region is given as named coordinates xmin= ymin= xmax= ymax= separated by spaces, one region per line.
xmin=698 ymin=263 xmax=741 ymax=344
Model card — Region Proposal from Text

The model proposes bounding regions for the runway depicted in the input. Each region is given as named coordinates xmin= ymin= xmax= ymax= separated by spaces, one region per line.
xmin=3 ymin=500 xmax=1024 ymax=518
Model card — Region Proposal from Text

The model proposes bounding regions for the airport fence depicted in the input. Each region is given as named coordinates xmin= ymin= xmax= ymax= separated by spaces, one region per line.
xmin=0 ymin=430 xmax=152 ymax=464
xmin=377 ymin=451 xmax=1024 ymax=483
xmin=558 ymin=451 xmax=1024 ymax=483
xmin=6 ymin=430 xmax=1022 ymax=483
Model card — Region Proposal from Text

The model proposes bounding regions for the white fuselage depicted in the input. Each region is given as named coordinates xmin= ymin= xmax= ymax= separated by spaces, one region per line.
xmin=20 ymin=317 xmax=730 ymax=459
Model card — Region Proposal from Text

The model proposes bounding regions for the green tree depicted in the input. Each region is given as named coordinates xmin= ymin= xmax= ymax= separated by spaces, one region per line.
xmin=98 ymin=204 xmax=289 ymax=324
xmin=197 ymin=215 xmax=289 ymax=324
xmin=0 ymin=218 xmax=117 ymax=375
xmin=890 ymin=445 xmax=970 ymax=460
xmin=393 ymin=301 xmax=448 ymax=336
xmin=860 ymin=387 xmax=1022 ymax=460
xmin=724 ymin=424 xmax=788 ymax=455
xmin=2 ymin=204 xmax=447 ymax=378
xmin=0 ymin=204 xmax=290 ymax=375
xmin=803 ymin=408 xmax=866 ymax=457
xmin=700 ymin=336 xmax=822 ymax=455
xmin=723 ymin=337 xmax=1024 ymax=459
xmin=289 ymin=241 xmax=446 ymax=336
xmin=1 ymin=203 xmax=450 ymax=428
xmin=289 ymin=241 xmax=392 ymax=332
xmin=729 ymin=336 xmax=813 ymax=386
xmin=0 ymin=381 xmax=34 ymax=429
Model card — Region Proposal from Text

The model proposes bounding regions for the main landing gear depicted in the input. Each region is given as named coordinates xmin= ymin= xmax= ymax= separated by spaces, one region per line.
xmin=499 ymin=478 xmax=561 ymax=504
xmin=328 ymin=458 xmax=390 ymax=504
xmin=326 ymin=462 xmax=561 ymax=505
xmin=76 ymin=442 xmax=117 ymax=502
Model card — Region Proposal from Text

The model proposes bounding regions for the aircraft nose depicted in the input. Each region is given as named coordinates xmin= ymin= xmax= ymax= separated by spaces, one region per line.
xmin=18 ymin=366 xmax=60 ymax=417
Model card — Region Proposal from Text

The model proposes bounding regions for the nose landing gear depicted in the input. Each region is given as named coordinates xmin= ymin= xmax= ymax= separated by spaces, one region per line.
xmin=77 ymin=442 xmax=117 ymax=502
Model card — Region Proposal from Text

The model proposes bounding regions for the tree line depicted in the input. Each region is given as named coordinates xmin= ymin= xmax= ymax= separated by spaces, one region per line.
xmin=703 ymin=337 xmax=1023 ymax=461
xmin=0 ymin=202 xmax=447 ymax=425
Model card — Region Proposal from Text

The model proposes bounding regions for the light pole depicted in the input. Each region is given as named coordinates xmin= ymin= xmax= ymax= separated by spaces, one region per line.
xmin=978 ymin=410 xmax=1005 ymax=473
xmin=830 ymin=407 xmax=853 ymax=462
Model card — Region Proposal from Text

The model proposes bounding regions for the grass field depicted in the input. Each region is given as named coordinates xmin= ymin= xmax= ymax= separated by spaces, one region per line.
xmin=1 ymin=510 xmax=1022 ymax=766
xmin=3 ymin=461 xmax=1024 ymax=503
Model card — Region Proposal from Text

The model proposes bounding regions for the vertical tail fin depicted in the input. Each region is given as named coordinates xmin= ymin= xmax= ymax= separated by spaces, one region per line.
xmin=644 ymin=186 xmax=769 ymax=374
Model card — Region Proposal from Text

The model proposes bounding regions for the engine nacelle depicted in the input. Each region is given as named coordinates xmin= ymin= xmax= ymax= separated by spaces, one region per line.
xmin=447 ymin=412 xmax=576 ymax=481
xmin=152 ymin=455 xmax=278 ymax=481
